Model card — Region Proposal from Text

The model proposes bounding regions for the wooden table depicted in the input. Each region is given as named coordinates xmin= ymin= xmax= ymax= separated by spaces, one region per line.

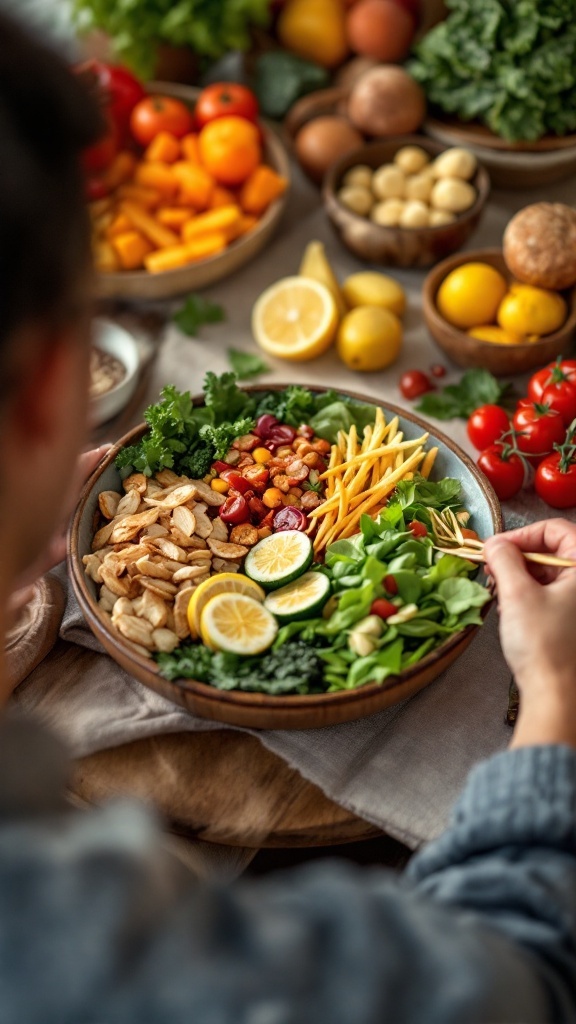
xmin=73 ymin=730 xmax=382 ymax=848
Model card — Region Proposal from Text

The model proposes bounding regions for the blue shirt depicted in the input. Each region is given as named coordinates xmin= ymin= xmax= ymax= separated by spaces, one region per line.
xmin=1 ymin=716 xmax=575 ymax=1023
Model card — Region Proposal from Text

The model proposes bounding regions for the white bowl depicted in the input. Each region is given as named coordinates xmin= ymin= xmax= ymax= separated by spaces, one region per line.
xmin=90 ymin=319 xmax=140 ymax=427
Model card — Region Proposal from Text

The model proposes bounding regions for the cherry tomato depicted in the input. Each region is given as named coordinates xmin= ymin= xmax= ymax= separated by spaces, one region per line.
xmin=399 ymin=370 xmax=434 ymax=400
xmin=430 ymin=363 xmax=446 ymax=379
xmin=220 ymin=470 xmax=251 ymax=494
xmin=408 ymin=520 xmax=428 ymax=538
xmin=195 ymin=83 xmax=259 ymax=128
xmin=477 ymin=444 xmax=525 ymax=501
xmin=512 ymin=400 xmax=565 ymax=461
xmin=535 ymin=452 xmax=576 ymax=508
xmin=466 ymin=404 xmax=509 ymax=451
xmin=273 ymin=507 xmax=309 ymax=531
xmin=130 ymin=96 xmax=193 ymax=146
xmin=254 ymin=414 xmax=278 ymax=438
xmin=383 ymin=574 xmax=398 ymax=595
xmin=219 ymin=494 xmax=249 ymax=525
xmin=370 ymin=598 xmax=397 ymax=620
xmin=528 ymin=359 xmax=576 ymax=427
xmin=267 ymin=424 xmax=297 ymax=447
xmin=77 ymin=60 xmax=146 ymax=141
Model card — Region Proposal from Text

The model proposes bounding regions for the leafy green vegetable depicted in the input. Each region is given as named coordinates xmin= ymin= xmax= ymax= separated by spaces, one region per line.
xmin=416 ymin=369 xmax=511 ymax=421
xmin=72 ymin=0 xmax=271 ymax=79
xmin=156 ymin=639 xmax=327 ymax=695
xmin=409 ymin=0 xmax=576 ymax=142
xmin=199 ymin=417 xmax=255 ymax=460
xmin=309 ymin=400 xmax=378 ymax=444
xmin=173 ymin=295 xmax=226 ymax=337
xmin=227 ymin=348 xmax=269 ymax=380
xmin=204 ymin=371 xmax=252 ymax=423
xmin=254 ymin=50 xmax=330 ymax=119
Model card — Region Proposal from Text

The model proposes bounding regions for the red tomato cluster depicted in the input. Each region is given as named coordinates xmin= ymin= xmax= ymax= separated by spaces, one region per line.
xmin=468 ymin=359 xmax=576 ymax=507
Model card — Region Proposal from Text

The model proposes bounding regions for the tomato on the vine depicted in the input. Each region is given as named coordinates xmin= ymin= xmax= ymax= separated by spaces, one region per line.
xmin=467 ymin=404 xmax=509 ymax=451
xmin=512 ymin=400 xmax=565 ymax=461
xmin=477 ymin=444 xmax=525 ymax=501
xmin=527 ymin=359 xmax=576 ymax=426
xmin=535 ymin=451 xmax=576 ymax=508
xmin=130 ymin=96 xmax=193 ymax=146
xmin=195 ymin=83 xmax=259 ymax=128
xmin=399 ymin=370 xmax=434 ymax=400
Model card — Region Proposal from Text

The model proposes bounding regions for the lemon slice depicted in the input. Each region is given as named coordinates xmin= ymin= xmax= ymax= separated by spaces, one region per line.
xmin=252 ymin=276 xmax=338 ymax=361
xmin=187 ymin=572 xmax=265 ymax=639
xmin=200 ymin=593 xmax=278 ymax=655
xmin=244 ymin=530 xmax=313 ymax=590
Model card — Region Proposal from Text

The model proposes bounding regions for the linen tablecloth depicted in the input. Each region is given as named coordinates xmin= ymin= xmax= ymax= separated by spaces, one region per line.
xmin=10 ymin=161 xmax=576 ymax=850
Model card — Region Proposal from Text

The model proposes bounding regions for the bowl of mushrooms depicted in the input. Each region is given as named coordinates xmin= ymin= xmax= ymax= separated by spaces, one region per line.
xmin=323 ymin=136 xmax=490 ymax=269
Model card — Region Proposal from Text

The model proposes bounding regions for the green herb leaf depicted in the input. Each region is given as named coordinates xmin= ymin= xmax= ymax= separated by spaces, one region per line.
xmin=227 ymin=348 xmax=269 ymax=380
xmin=173 ymin=295 xmax=226 ymax=337
xmin=416 ymin=369 xmax=511 ymax=421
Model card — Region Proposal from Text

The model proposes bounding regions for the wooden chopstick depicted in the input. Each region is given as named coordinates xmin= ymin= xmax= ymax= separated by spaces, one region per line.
xmin=435 ymin=545 xmax=576 ymax=569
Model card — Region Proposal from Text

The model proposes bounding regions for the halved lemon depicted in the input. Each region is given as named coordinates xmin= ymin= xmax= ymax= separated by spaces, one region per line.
xmin=187 ymin=572 xmax=265 ymax=639
xmin=200 ymin=593 xmax=278 ymax=655
xmin=244 ymin=530 xmax=313 ymax=590
xmin=252 ymin=276 xmax=338 ymax=361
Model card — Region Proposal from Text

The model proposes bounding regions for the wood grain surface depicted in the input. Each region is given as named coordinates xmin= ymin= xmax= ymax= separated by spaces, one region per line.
xmin=73 ymin=731 xmax=382 ymax=849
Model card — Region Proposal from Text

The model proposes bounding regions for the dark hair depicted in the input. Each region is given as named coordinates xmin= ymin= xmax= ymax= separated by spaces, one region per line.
xmin=0 ymin=10 xmax=102 ymax=382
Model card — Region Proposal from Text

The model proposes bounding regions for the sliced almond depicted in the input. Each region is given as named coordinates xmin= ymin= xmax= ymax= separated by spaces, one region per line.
xmin=137 ymin=576 xmax=178 ymax=598
xmin=151 ymin=628 xmax=180 ymax=654
xmin=122 ymin=472 xmax=147 ymax=495
xmin=186 ymin=550 xmax=212 ymax=563
xmin=187 ymin=480 xmax=226 ymax=506
xmin=178 ymin=574 xmax=209 ymax=593
xmin=135 ymin=556 xmax=173 ymax=580
xmin=172 ymin=564 xmax=210 ymax=583
xmin=98 ymin=586 xmax=116 ymax=612
xmin=172 ymin=505 xmax=196 ymax=537
xmin=123 ymin=638 xmax=153 ymax=660
xmin=142 ymin=523 xmax=169 ymax=539
xmin=115 ymin=490 xmax=141 ymax=517
xmin=139 ymin=589 xmax=168 ymax=629
xmin=212 ymin=558 xmax=240 ymax=573
xmin=174 ymin=587 xmax=194 ymax=639
xmin=115 ymin=613 xmax=154 ymax=649
xmin=98 ymin=601 xmax=113 ymax=620
xmin=100 ymin=566 xmax=136 ymax=598
xmin=110 ymin=509 xmax=159 ymax=544
xmin=210 ymin=517 xmax=228 ymax=542
xmin=145 ymin=479 xmax=164 ymax=498
xmin=98 ymin=490 xmax=122 ymax=520
xmin=111 ymin=597 xmax=134 ymax=622
xmin=189 ymin=501 xmax=207 ymax=515
xmin=207 ymin=538 xmax=249 ymax=560
xmin=149 ymin=537 xmax=188 ymax=562
xmin=170 ymin=525 xmax=207 ymax=549
xmin=143 ymin=483 xmax=197 ymax=509
xmin=92 ymin=521 xmax=114 ymax=551
xmin=193 ymin=510 xmax=213 ymax=539
xmin=155 ymin=469 xmax=180 ymax=487
xmin=83 ymin=553 xmax=104 ymax=583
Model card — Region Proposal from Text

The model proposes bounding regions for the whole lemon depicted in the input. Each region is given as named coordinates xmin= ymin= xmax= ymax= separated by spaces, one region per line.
xmin=337 ymin=306 xmax=402 ymax=371
xmin=497 ymin=284 xmax=566 ymax=336
xmin=342 ymin=271 xmax=407 ymax=317
xmin=437 ymin=262 xmax=508 ymax=329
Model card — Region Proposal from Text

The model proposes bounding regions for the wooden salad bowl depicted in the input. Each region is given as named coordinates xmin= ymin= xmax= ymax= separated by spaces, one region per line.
xmin=68 ymin=385 xmax=502 ymax=730
xmin=97 ymin=83 xmax=291 ymax=301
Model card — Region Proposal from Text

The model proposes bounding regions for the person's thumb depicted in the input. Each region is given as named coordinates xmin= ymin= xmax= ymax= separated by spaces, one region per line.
xmin=484 ymin=536 xmax=536 ymax=605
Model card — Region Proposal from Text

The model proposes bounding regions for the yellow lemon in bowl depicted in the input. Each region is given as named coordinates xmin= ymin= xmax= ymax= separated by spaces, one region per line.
xmin=337 ymin=306 xmax=402 ymax=371
xmin=497 ymin=284 xmax=566 ymax=336
xmin=437 ymin=262 xmax=508 ymax=329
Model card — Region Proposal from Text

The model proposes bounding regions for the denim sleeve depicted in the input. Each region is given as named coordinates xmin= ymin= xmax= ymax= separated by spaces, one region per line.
xmin=2 ymin=746 xmax=576 ymax=1024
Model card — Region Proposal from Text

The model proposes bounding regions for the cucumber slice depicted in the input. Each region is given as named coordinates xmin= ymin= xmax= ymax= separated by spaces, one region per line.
xmin=244 ymin=530 xmax=313 ymax=590
xmin=264 ymin=571 xmax=331 ymax=623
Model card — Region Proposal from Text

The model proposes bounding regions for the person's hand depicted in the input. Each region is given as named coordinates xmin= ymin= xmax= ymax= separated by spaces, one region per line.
xmin=8 ymin=444 xmax=112 ymax=621
xmin=484 ymin=520 xmax=576 ymax=749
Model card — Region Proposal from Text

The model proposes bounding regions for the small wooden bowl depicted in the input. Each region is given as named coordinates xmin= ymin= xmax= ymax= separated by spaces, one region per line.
xmin=68 ymin=384 xmax=502 ymax=731
xmin=97 ymin=83 xmax=291 ymax=302
xmin=323 ymin=137 xmax=490 ymax=269
xmin=423 ymin=249 xmax=576 ymax=376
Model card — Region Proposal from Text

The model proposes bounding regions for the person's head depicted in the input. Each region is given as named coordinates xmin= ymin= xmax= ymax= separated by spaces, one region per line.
xmin=0 ymin=11 xmax=101 ymax=596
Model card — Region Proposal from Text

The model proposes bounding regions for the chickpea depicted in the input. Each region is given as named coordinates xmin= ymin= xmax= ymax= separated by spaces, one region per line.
xmin=394 ymin=145 xmax=430 ymax=175
xmin=337 ymin=185 xmax=373 ymax=216
xmin=372 ymin=164 xmax=406 ymax=201
xmin=371 ymin=198 xmax=405 ymax=227
xmin=342 ymin=164 xmax=373 ymax=190
xmin=431 ymin=178 xmax=476 ymax=213
xmin=399 ymin=200 xmax=429 ymax=228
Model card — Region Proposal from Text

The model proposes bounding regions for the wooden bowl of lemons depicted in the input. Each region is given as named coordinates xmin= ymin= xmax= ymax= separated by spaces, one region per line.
xmin=422 ymin=249 xmax=576 ymax=376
